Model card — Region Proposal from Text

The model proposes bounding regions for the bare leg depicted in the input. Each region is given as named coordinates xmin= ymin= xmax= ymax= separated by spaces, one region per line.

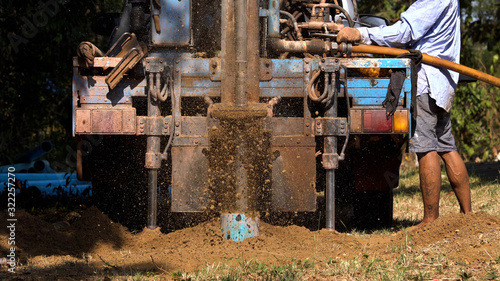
xmin=439 ymin=151 xmax=472 ymax=213
xmin=415 ymin=151 xmax=441 ymax=227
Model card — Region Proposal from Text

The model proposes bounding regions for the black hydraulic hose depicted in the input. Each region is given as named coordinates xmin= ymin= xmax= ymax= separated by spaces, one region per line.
xmin=280 ymin=10 xmax=303 ymax=40
xmin=319 ymin=72 xmax=330 ymax=102
xmin=307 ymin=70 xmax=321 ymax=101
xmin=323 ymin=72 xmax=335 ymax=105
xmin=161 ymin=71 xmax=175 ymax=159
xmin=339 ymin=78 xmax=350 ymax=161
xmin=307 ymin=70 xmax=330 ymax=102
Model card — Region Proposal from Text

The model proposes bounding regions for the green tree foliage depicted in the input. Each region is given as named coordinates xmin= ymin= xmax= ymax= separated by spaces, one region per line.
xmin=0 ymin=0 xmax=122 ymax=166
xmin=453 ymin=0 xmax=500 ymax=161
xmin=358 ymin=0 xmax=500 ymax=161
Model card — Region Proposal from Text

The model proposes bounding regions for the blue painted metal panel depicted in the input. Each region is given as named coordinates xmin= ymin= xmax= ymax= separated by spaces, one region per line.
xmin=152 ymin=0 xmax=191 ymax=46
xmin=349 ymin=87 xmax=391 ymax=98
xmin=260 ymin=78 xmax=304 ymax=89
xmin=308 ymin=58 xmax=320 ymax=71
xmin=347 ymin=78 xmax=391 ymax=89
xmin=181 ymin=86 xmax=220 ymax=97
xmin=271 ymin=59 xmax=304 ymax=77
xmin=181 ymin=77 xmax=220 ymax=88
xmin=181 ymin=59 xmax=211 ymax=76
xmin=350 ymin=97 xmax=399 ymax=106
xmin=76 ymin=75 xmax=146 ymax=103
xmin=261 ymin=88 xmax=304 ymax=98
xmin=341 ymin=58 xmax=411 ymax=69
xmin=348 ymin=78 xmax=408 ymax=105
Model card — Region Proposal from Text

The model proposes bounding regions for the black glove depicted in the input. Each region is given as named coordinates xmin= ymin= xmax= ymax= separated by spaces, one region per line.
xmin=382 ymin=49 xmax=422 ymax=119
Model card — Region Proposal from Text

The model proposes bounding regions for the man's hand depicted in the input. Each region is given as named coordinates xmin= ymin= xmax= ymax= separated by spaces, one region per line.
xmin=336 ymin=27 xmax=362 ymax=43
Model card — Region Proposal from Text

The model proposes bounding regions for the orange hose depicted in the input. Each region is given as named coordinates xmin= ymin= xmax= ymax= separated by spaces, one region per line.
xmin=348 ymin=45 xmax=500 ymax=88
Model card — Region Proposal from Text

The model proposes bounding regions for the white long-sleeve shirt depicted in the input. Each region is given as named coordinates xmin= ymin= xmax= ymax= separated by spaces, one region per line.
xmin=358 ymin=0 xmax=461 ymax=111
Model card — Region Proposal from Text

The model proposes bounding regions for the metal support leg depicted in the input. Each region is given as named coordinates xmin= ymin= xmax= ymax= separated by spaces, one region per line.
xmin=146 ymin=76 xmax=161 ymax=229
xmin=147 ymin=169 xmax=158 ymax=228
xmin=324 ymin=73 xmax=338 ymax=231
xmin=324 ymin=145 xmax=337 ymax=231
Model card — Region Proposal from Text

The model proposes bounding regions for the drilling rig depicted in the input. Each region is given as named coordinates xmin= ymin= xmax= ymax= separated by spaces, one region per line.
xmin=74 ymin=0 xmax=412 ymax=241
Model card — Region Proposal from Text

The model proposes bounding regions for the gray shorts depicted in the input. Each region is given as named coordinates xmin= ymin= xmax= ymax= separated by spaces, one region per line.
xmin=409 ymin=93 xmax=457 ymax=153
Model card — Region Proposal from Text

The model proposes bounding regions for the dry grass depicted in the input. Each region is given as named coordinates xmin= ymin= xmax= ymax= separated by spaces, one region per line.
xmin=395 ymin=154 xmax=500 ymax=223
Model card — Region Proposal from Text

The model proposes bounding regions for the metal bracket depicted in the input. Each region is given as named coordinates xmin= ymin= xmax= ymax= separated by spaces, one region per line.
xmin=104 ymin=33 xmax=146 ymax=89
xmin=209 ymin=58 xmax=221 ymax=81
xmin=137 ymin=116 xmax=170 ymax=135
xmin=314 ymin=117 xmax=347 ymax=136
xmin=320 ymin=58 xmax=341 ymax=73
xmin=143 ymin=56 xmax=167 ymax=73
xmin=260 ymin=59 xmax=273 ymax=81
xmin=209 ymin=58 xmax=273 ymax=81
xmin=322 ymin=153 xmax=339 ymax=169
xmin=75 ymin=108 xmax=136 ymax=135
xmin=145 ymin=152 xmax=162 ymax=169
xmin=106 ymin=48 xmax=144 ymax=89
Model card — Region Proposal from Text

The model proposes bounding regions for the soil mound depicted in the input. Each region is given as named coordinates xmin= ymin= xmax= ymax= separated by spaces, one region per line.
xmin=0 ymin=209 xmax=70 ymax=257
xmin=0 ymin=207 xmax=130 ymax=257
xmin=70 ymin=206 xmax=131 ymax=253
xmin=1 ymin=208 xmax=499 ymax=276
xmin=396 ymin=212 xmax=500 ymax=263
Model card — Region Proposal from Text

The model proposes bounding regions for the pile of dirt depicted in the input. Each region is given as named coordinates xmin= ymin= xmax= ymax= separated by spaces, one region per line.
xmin=0 ymin=207 xmax=130 ymax=258
xmin=1 ymin=208 xmax=499 ymax=277
xmin=398 ymin=212 xmax=500 ymax=263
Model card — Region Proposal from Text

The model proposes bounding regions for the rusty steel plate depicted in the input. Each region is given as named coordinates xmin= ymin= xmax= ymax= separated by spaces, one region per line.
xmin=171 ymin=146 xmax=210 ymax=212
xmin=75 ymin=109 xmax=91 ymax=133
xmin=271 ymin=146 xmax=316 ymax=212
xmin=75 ymin=108 xmax=136 ymax=135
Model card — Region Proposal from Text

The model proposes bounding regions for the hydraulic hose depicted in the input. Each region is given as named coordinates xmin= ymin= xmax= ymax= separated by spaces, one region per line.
xmin=280 ymin=10 xmax=303 ymax=40
xmin=307 ymin=70 xmax=329 ymax=102
xmin=309 ymin=3 xmax=355 ymax=28
xmin=345 ymin=44 xmax=500 ymax=88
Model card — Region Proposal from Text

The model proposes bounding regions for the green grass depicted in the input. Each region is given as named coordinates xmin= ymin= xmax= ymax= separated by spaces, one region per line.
xmin=395 ymin=158 xmax=500 ymax=224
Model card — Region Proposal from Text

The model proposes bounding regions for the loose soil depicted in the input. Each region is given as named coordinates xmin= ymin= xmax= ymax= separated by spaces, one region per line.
xmin=0 ymin=207 xmax=499 ymax=280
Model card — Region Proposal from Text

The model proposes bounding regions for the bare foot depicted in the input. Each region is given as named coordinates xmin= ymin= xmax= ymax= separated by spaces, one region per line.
xmin=409 ymin=218 xmax=437 ymax=230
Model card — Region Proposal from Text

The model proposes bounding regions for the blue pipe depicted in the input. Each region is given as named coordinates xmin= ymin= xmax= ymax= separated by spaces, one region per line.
xmin=14 ymin=141 xmax=53 ymax=163
xmin=0 ymin=173 xmax=78 ymax=182
xmin=1 ymin=172 xmax=91 ymax=197
xmin=1 ymin=161 xmax=42 ymax=173
xmin=13 ymin=179 xmax=88 ymax=187
xmin=9 ymin=184 xmax=92 ymax=197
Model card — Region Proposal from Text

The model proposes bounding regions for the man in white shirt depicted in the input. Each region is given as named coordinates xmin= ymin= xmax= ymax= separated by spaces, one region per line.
xmin=337 ymin=0 xmax=472 ymax=227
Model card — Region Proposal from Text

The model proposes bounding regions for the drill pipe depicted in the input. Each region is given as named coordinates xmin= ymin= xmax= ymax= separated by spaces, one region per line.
xmin=344 ymin=44 xmax=500 ymax=88
xmin=235 ymin=0 xmax=248 ymax=107
xmin=221 ymin=0 xmax=236 ymax=105
xmin=247 ymin=0 xmax=260 ymax=103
